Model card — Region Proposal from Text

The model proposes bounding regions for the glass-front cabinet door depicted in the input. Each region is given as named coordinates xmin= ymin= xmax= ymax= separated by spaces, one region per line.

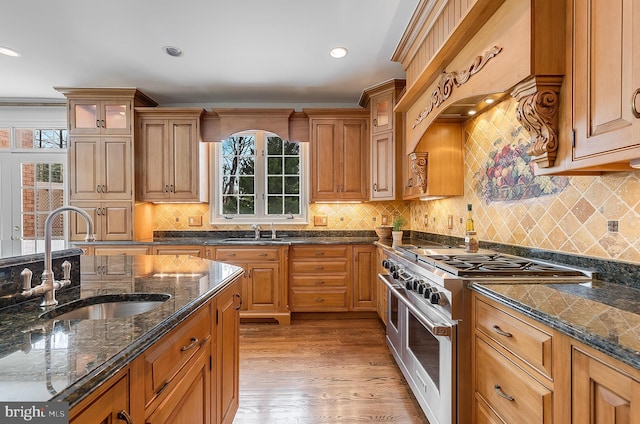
xmin=68 ymin=99 xmax=131 ymax=135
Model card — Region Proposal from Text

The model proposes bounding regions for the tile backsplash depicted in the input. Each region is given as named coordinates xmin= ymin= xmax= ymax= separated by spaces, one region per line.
xmin=413 ymin=97 xmax=640 ymax=264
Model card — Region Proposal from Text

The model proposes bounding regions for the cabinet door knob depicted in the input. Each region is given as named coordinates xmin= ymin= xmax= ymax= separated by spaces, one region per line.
xmin=632 ymin=88 xmax=640 ymax=118
xmin=234 ymin=292 xmax=242 ymax=310
xmin=117 ymin=410 xmax=133 ymax=424
xmin=373 ymin=118 xmax=377 ymax=127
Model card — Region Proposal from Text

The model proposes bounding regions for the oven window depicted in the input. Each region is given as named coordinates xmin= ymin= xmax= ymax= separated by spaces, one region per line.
xmin=408 ymin=313 xmax=440 ymax=389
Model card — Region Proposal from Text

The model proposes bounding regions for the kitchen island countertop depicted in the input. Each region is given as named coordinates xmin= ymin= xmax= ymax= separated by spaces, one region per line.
xmin=470 ymin=281 xmax=640 ymax=371
xmin=0 ymin=254 xmax=243 ymax=408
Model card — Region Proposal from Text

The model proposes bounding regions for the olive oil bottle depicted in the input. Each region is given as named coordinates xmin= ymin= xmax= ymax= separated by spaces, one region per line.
xmin=465 ymin=204 xmax=478 ymax=252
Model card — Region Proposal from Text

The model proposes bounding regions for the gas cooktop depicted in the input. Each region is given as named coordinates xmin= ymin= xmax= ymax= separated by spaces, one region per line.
xmin=394 ymin=244 xmax=593 ymax=279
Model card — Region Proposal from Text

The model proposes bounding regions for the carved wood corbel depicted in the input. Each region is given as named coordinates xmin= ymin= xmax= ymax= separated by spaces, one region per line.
xmin=511 ymin=76 xmax=564 ymax=168
xmin=409 ymin=152 xmax=428 ymax=193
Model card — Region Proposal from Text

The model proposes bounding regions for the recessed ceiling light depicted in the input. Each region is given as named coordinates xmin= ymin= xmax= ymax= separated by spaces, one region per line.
xmin=0 ymin=46 xmax=21 ymax=57
xmin=163 ymin=46 xmax=183 ymax=57
xmin=484 ymin=98 xmax=495 ymax=104
xmin=330 ymin=47 xmax=348 ymax=58
xmin=468 ymin=110 xmax=477 ymax=116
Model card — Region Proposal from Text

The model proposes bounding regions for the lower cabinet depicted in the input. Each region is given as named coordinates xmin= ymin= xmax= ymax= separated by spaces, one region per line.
xmin=572 ymin=347 xmax=640 ymax=424
xmin=472 ymin=292 xmax=640 ymax=424
xmin=375 ymin=247 xmax=388 ymax=323
xmin=153 ymin=245 xmax=204 ymax=257
xmin=69 ymin=370 xmax=130 ymax=424
xmin=289 ymin=244 xmax=376 ymax=313
xmin=68 ymin=277 xmax=242 ymax=424
xmin=211 ymin=246 xmax=290 ymax=325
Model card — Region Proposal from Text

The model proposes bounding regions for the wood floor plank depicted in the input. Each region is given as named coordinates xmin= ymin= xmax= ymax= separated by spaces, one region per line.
xmin=233 ymin=318 xmax=429 ymax=423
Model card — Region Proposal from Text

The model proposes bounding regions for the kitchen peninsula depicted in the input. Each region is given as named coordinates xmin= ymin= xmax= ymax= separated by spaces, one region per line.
xmin=0 ymin=254 xmax=243 ymax=424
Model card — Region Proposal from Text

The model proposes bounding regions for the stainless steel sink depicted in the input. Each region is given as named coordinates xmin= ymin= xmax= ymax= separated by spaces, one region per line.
xmin=218 ymin=237 xmax=286 ymax=244
xmin=40 ymin=293 xmax=171 ymax=321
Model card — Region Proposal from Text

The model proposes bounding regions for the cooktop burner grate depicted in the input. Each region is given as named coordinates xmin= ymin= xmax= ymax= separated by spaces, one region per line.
xmin=419 ymin=253 xmax=588 ymax=278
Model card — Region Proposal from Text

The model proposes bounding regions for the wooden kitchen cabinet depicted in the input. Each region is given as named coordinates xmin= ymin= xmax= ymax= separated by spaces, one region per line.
xmin=472 ymin=293 xmax=557 ymax=424
xmin=352 ymin=245 xmax=376 ymax=311
xmin=69 ymin=370 xmax=131 ymax=424
xmin=153 ymin=245 xmax=204 ymax=257
xmin=215 ymin=278 xmax=242 ymax=424
xmin=67 ymin=98 xmax=132 ymax=136
xmin=57 ymin=88 xmax=157 ymax=241
xmin=290 ymin=245 xmax=350 ymax=312
xmin=68 ymin=201 xmax=132 ymax=241
xmin=404 ymin=122 xmax=464 ymax=199
xmin=306 ymin=109 xmax=369 ymax=201
xmin=213 ymin=246 xmax=289 ymax=324
xmin=572 ymin=346 xmax=640 ymax=424
xmin=68 ymin=136 xmax=132 ymax=201
xmin=570 ymin=0 xmax=640 ymax=170
xmin=136 ymin=108 xmax=207 ymax=202
xmin=360 ymin=79 xmax=405 ymax=201
xmin=376 ymin=247 xmax=388 ymax=323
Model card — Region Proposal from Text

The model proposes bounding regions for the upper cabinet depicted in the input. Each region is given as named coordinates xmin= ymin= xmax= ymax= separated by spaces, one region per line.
xmin=360 ymin=80 xmax=405 ymax=201
xmin=306 ymin=109 xmax=369 ymax=202
xmin=135 ymin=108 xmax=208 ymax=203
xmin=537 ymin=0 xmax=640 ymax=174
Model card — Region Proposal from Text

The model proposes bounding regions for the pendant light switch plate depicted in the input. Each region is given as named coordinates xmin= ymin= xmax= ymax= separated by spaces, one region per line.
xmin=314 ymin=215 xmax=328 ymax=226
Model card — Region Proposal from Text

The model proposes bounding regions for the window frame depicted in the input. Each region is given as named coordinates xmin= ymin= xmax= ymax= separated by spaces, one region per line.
xmin=210 ymin=130 xmax=309 ymax=225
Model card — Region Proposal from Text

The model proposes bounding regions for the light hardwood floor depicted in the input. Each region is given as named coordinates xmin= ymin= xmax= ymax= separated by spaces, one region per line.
xmin=233 ymin=317 xmax=429 ymax=424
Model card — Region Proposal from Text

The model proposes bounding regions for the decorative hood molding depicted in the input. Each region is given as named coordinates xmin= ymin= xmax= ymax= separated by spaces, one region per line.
xmin=394 ymin=0 xmax=566 ymax=168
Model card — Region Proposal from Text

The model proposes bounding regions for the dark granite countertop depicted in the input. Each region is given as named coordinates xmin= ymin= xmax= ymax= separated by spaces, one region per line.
xmin=72 ymin=236 xmax=379 ymax=247
xmin=0 ymin=255 xmax=243 ymax=408
xmin=470 ymin=281 xmax=640 ymax=371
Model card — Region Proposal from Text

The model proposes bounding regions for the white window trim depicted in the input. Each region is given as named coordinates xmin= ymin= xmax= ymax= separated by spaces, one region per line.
xmin=210 ymin=134 xmax=309 ymax=225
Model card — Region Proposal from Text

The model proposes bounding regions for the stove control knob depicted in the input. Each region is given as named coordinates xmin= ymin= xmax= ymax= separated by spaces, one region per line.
xmin=429 ymin=292 xmax=441 ymax=305
xmin=392 ymin=270 xmax=400 ymax=279
xmin=389 ymin=264 xmax=397 ymax=273
xmin=405 ymin=280 xmax=413 ymax=290
xmin=382 ymin=259 xmax=390 ymax=269
xmin=412 ymin=279 xmax=421 ymax=291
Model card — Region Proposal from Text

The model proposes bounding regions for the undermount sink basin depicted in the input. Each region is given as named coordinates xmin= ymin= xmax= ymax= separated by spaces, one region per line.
xmin=40 ymin=293 xmax=171 ymax=321
xmin=218 ymin=237 xmax=286 ymax=244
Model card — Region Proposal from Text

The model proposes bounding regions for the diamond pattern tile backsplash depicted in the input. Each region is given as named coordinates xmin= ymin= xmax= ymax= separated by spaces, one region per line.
xmin=413 ymin=97 xmax=640 ymax=264
xmin=153 ymin=96 xmax=640 ymax=264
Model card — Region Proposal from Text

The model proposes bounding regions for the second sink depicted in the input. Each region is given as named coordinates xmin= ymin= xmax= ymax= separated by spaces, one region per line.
xmin=40 ymin=293 xmax=171 ymax=321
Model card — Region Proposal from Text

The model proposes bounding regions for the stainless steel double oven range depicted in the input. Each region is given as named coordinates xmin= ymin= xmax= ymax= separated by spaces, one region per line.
xmin=378 ymin=243 xmax=593 ymax=424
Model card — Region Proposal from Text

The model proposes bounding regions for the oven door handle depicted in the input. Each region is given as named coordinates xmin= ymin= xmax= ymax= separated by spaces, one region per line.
xmin=378 ymin=274 xmax=452 ymax=337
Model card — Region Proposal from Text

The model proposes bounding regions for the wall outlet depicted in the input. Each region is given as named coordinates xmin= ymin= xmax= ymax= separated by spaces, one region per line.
xmin=447 ymin=215 xmax=454 ymax=229
xmin=424 ymin=214 xmax=429 ymax=226
xmin=314 ymin=215 xmax=328 ymax=226
xmin=381 ymin=215 xmax=389 ymax=225
xmin=188 ymin=216 xmax=202 ymax=226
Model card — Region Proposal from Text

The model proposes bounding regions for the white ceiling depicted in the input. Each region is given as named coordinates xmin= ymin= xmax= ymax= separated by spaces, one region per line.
xmin=0 ymin=0 xmax=419 ymax=107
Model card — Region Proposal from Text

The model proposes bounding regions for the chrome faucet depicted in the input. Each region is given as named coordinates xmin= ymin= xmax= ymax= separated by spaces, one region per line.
xmin=252 ymin=223 xmax=260 ymax=240
xmin=22 ymin=206 xmax=95 ymax=307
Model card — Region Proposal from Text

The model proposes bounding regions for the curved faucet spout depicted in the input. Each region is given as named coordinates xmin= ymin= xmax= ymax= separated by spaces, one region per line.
xmin=41 ymin=206 xmax=95 ymax=306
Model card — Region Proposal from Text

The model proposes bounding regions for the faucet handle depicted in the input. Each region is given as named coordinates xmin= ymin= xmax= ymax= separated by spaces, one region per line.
xmin=21 ymin=268 xmax=33 ymax=291
xmin=62 ymin=260 xmax=71 ymax=281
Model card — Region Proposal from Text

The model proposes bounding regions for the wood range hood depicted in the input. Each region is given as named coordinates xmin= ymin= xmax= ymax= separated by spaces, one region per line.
xmin=394 ymin=0 xmax=565 ymax=169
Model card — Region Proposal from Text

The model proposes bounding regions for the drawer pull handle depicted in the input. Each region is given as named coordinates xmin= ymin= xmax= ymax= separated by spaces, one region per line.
xmin=314 ymin=297 xmax=325 ymax=303
xmin=117 ymin=410 xmax=133 ymax=424
xmin=315 ymin=280 xmax=325 ymax=285
xmin=258 ymin=253 xmax=268 ymax=257
xmin=492 ymin=325 xmax=513 ymax=337
xmin=315 ymin=266 xmax=324 ymax=270
xmin=315 ymin=252 xmax=325 ymax=256
xmin=494 ymin=384 xmax=515 ymax=401
xmin=226 ymin=253 xmax=236 ymax=257
xmin=156 ymin=381 xmax=170 ymax=396
xmin=181 ymin=337 xmax=199 ymax=351
xmin=234 ymin=292 xmax=243 ymax=310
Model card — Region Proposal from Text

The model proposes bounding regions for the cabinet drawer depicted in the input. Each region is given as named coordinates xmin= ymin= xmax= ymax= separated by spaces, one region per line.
xmin=290 ymin=275 xmax=348 ymax=287
xmin=291 ymin=245 xmax=348 ymax=259
xmin=143 ymin=305 xmax=211 ymax=406
xmin=290 ymin=289 xmax=348 ymax=311
xmin=475 ymin=337 xmax=552 ymax=424
xmin=215 ymin=248 xmax=278 ymax=262
xmin=475 ymin=298 xmax=553 ymax=377
xmin=290 ymin=260 xmax=348 ymax=273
